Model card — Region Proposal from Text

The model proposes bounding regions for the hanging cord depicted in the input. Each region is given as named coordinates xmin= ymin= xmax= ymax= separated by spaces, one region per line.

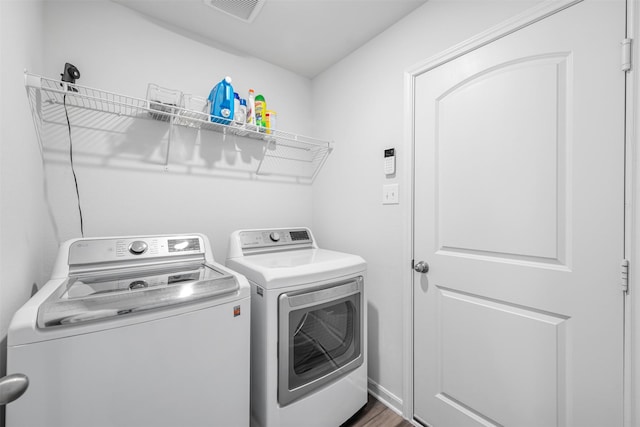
xmin=63 ymin=93 xmax=84 ymax=237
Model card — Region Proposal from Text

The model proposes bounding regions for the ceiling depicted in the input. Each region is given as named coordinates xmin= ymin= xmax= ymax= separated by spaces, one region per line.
xmin=112 ymin=0 xmax=427 ymax=78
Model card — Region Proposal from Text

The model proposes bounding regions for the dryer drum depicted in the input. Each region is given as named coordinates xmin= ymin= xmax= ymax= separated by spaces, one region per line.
xmin=292 ymin=303 xmax=355 ymax=375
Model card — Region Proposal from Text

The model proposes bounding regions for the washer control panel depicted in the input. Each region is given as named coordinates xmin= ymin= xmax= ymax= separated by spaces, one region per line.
xmin=68 ymin=235 xmax=205 ymax=266
xmin=239 ymin=228 xmax=312 ymax=250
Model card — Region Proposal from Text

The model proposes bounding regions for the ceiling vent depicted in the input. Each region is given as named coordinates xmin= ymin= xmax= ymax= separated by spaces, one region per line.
xmin=203 ymin=0 xmax=266 ymax=23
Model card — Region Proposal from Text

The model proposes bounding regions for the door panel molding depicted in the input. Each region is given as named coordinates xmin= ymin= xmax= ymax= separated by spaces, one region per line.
xmin=434 ymin=53 xmax=571 ymax=265
xmin=435 ymin=287 xmax=569 ymax=427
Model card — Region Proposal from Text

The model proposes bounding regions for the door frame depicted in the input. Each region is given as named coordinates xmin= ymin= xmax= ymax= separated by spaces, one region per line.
xmin=401 ymin=0 xmax=636 ymax=424
xmin=626 ymin=1 xmax=639 ymax=426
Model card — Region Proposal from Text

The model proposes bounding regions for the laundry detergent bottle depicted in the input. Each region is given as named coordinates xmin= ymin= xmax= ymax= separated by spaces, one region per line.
xmin=208 ymin=76 xmax=234 ymax=125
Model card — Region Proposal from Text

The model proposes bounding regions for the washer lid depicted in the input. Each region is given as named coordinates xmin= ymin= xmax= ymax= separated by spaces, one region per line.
xmin=37 ymin=262 xmax=238 ymax=328
xmin=226 ymin=248 xmax=366 ymax=289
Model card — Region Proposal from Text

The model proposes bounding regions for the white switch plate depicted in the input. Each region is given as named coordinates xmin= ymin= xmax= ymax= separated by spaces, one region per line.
xmin=383 ymin=184 xmax=399 ymax=205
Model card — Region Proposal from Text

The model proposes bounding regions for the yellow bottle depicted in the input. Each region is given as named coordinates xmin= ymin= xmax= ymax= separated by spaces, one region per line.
xmin=265 ymin=110 xmax=277 ymax=134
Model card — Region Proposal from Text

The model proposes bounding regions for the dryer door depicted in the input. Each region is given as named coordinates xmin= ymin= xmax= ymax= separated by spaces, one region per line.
xmin=278 ymin=277 xmax=364 ymax=406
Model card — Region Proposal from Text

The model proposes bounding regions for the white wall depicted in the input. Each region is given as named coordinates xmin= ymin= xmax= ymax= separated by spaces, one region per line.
xmin=0 ymin=0 xmax=47 ymax=424
xmin=0 ymin=0 xmax=47 ymax=375
xmin=39 ymin=0 xmax=316 ymax=262
xmin=311 ymin=0 xmax=540 ymax=411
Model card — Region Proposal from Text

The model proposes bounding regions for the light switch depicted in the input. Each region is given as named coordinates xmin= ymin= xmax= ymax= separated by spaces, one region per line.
xmin=383 ymin=184 xmax=399 ymax=205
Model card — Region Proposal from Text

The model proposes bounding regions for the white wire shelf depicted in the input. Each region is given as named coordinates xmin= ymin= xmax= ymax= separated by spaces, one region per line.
xmin=24 ymin=73 xmax=333 ymax=182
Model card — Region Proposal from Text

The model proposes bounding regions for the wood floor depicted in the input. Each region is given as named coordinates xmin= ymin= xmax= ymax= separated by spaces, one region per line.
xmin=340 ymin=394 xmax=414 ymax=427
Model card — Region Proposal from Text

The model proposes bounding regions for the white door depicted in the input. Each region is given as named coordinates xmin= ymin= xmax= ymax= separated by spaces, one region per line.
xmin=412 ymin=1 xmax=626 ymax=426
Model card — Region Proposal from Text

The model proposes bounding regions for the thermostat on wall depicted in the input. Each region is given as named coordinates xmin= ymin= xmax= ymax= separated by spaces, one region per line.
xmin=384 ymin=148 xmax=395 ymax=175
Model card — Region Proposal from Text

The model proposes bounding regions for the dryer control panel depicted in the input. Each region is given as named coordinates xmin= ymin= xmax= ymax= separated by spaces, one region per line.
xmin=238 ymin=228 xmax=313 ymax=252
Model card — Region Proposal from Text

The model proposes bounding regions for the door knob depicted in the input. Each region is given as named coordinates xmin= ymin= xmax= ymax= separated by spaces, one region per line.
xmin=414 ymin=261 xmax=429 ymax=274
xmin=0 ymin=373 xmax=29 ymax=405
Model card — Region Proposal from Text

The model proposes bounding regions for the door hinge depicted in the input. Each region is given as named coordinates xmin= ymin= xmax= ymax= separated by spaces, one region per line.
xmin=621 ymin=259 xmax=629 ymax=293
xmin=622 ymin=38 xmax=632 ymax=72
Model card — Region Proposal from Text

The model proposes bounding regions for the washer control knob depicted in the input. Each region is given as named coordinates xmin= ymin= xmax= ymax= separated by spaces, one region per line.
xmin=128 ymin=240 xmax=148 ymax=255
xmin=269 ymin=232 xmax=281 ymax=242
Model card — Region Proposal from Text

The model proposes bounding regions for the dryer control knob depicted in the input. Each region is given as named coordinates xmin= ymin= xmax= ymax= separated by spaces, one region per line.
xmin=269 ymin=232 xmax=281 ymax=242
xmin=128 ymin=240 xmax=148 ymax=255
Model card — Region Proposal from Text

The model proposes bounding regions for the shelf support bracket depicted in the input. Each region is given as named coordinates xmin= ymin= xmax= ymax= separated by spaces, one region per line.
xmin=165 ymin=115 xmax=175 ymax=167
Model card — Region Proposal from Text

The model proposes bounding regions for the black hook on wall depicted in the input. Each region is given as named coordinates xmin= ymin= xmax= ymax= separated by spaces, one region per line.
xmin=60 ymin=62 xmax=80 ymax=92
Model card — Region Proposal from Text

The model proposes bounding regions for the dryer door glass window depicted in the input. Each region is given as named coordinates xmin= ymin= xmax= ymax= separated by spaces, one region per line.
xmin=290 ymin=299 xmax=358 ymax=385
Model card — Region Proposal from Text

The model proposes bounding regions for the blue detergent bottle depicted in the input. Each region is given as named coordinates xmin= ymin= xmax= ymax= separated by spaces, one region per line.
xmin=208 ymin=76 xmax=234 ymax=125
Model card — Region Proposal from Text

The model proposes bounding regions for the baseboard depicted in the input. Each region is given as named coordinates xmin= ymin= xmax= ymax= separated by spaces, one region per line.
xmin=367 ymin=378 xmax=404 ymax=416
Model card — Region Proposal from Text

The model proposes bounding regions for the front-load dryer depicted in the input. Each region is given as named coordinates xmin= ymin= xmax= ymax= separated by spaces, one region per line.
xmin=7 ymin=234 xmax=250 ymax=427
xmin=226 ymin=227 xmax=367 ymax=427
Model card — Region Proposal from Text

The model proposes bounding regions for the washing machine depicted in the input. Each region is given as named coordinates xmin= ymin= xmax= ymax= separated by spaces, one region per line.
xmin=226 ymin=227 xmax=367 ymax=427
xmin=6 ymin=234 xmax=250 ymax=427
